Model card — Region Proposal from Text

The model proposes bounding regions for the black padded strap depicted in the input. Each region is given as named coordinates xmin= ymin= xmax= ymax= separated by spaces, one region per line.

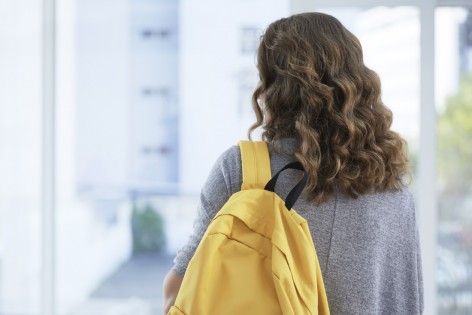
xmin=264 ymin=161 xmax=308 ymax=210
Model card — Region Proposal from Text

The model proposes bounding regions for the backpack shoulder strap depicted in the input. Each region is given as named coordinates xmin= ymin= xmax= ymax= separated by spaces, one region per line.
xmin=238 ymin=141 xmax=271 ymax=190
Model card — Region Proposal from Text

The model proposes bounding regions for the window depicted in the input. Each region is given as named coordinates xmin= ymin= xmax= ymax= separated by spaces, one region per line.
xmin=2 ymin=1 xmax=470 ymax=314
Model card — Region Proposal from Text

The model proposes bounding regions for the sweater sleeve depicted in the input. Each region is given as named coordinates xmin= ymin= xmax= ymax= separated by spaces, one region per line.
xmin=172 ymin=146 xmax=241 ymax=277
xmin=415 ymin=201 xmax=424 ymax=314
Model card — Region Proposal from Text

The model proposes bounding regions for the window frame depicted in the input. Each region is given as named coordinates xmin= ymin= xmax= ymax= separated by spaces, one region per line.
xmin=42 ymin=0 xmax=56 ymax=314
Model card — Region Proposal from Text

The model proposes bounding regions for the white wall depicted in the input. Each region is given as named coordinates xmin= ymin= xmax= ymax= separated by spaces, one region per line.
xmin=0 ymin=0 xmax=42 ymax=313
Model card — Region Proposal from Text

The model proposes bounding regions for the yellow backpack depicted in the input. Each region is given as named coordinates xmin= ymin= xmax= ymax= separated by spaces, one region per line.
xmin=169 ymin=141 xmax=330 ymax=315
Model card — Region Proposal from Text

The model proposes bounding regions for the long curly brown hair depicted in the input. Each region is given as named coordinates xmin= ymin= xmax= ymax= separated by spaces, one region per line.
xmin=249 ymin=12 xmax=409 ymax=204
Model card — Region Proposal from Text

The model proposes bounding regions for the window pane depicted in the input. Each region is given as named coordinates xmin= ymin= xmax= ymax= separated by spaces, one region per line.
xmin=436 ymin=7 xmax=472 ymax=314
xmin=56 ymin=0 xmax=289 ymax=314
xmin=0 ymin=1 xmax=42 ymax=314
xmin=56 ymin=0 xmax=138 ymax=312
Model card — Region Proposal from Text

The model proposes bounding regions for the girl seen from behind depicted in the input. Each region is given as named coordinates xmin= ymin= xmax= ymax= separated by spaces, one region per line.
xmin=164 ymin=12 xmax=423 ymax=314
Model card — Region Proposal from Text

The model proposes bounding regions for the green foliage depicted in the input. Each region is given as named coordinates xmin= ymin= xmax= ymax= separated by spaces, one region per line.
xmin=131 ymin=202 xmax=166 ymax=255
xmin=438 ymin=74 xmax=472 ymax=193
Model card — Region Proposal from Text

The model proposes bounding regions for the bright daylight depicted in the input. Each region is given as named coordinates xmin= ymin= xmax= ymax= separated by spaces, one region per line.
xmin=0 ymin=0 xmax=471 ymax=314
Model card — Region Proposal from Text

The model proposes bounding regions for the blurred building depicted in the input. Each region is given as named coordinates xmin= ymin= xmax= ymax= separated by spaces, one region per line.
xmin=460 ymin=9 xmax=472 ymax=74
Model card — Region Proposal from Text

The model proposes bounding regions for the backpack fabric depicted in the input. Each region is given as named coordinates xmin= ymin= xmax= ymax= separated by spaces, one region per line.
xmin=168 ymin=141 xmax=330 ymax=315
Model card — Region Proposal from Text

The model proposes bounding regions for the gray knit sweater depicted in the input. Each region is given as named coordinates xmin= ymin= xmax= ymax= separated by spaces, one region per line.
xmin=172 ymin=139 xmax=424 ymax=314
